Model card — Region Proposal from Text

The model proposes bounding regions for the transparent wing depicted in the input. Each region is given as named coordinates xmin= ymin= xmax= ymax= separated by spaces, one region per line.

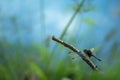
xmin=90 ymin=48 xmax=95 ymax=52
xmin=68 ymin=51 xmax=79 ymax=61
xmin=90 ymin=48 xmax=96 ymax=55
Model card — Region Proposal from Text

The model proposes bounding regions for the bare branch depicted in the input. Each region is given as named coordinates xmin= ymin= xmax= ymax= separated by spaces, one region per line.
xmin=52 ymin=36 xmax=98 ymax=71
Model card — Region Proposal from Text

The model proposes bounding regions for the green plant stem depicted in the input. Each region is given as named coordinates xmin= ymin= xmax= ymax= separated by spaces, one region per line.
xmin=52 ymin=0 xmax=85 ymax=53
xmin=60 ymin=0 xmax=85 ymax=39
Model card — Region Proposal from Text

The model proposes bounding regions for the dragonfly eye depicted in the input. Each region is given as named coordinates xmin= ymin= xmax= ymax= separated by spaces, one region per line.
xmin=83 ymin=49 xmax=88 ymax=53
xmin=83 ymin=49 xmax=94 ymax=58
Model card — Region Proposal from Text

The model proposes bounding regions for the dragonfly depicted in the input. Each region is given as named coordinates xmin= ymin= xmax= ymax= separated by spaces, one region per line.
xmin=83 ymin=48 xmax=102 ymax=61
xmin=68 ymin=48 xmax=101 ymax=61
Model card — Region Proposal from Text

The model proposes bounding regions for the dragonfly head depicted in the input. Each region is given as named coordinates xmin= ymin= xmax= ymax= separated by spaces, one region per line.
xmin=83 ymin=49 xmax=92 ymax=57
xmin=83 ymin=49 xmax=88 ymax=53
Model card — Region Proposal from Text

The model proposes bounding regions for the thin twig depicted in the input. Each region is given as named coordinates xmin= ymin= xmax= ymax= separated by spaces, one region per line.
xmin=52 ymin=36 xmax=98 ymax=71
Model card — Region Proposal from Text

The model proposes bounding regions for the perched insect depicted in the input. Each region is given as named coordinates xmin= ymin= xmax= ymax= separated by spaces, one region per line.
xmin=83 ymin=48 xmax=101 ymax=61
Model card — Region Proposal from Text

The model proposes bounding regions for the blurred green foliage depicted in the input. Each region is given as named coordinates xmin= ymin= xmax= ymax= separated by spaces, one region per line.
xmin=0 ymin=0 xmax=120 ymax=80
xmin=0 ymin=36 xmax=120 ymax=80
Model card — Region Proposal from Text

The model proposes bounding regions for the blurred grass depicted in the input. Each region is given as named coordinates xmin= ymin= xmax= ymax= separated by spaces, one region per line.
xmin=0 ymin=0 xmax=120 ymax=80
xmin=0 ymin=38 xmax=120 ymax=80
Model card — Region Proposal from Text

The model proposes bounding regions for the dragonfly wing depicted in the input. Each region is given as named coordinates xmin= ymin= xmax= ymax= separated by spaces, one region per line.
xmin=68 ymin=52 xmax=79 ymax=61
xmin=90 ymin=48 xmax=95 ymax=52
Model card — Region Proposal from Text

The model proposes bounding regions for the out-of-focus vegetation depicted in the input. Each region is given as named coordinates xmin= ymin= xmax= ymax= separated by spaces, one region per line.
xmin=0 ymin=0 xmax=120 ymax=80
